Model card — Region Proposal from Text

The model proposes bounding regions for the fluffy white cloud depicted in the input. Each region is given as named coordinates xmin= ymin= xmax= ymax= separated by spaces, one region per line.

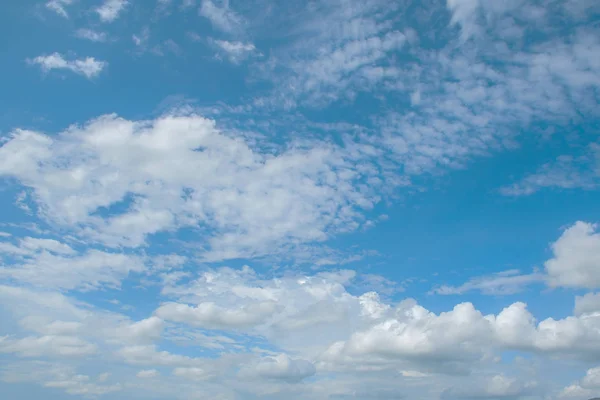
xmin=545 ymin=221 xmax=600 ymax=289
xmin=0 ymin=113 xmax=382 ymax=260
xmin=575 ymin=292 xmax=600 ymax=316
xmin=96 ymin=0 xmax=128 ymax=22
xmin=27 ymin=53 xmax=107 ymax=78
xmin=560 ymin=366 xmax=600 ymax=398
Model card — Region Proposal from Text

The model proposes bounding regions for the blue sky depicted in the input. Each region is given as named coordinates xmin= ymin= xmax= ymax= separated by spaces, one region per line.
xmin=1 ymin=0 xmax=600 ymax=399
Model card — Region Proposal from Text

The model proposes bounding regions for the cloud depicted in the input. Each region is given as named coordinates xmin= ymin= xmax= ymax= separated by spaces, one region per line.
xmin=0 ymin=335 xmax=97 ymax=357
xmin=500 ymin=143 xmax=600 ymax=196
xmin=155 ymin=301 xmax=278 ymax=330
xmin=199 ymin=0 xmax=243 ymax=33
xmin=210 ymin=39 xmax=257 ymax=63
xmin=0 ymin=240 xmax=145 ymax=291
xmin=0 ymin=113 xmax=383 ymax=260
xmin=545 ymin=221 xmax=600 ymax=289
xmin=27 ymin=53 xmax=107 ymax=79
xmin=241 ymin=354 xmax=316 ymax=383
xmin=575 ymin=292 xmax=600 ymax=316
xmin=442 ymin=374 xmax=537 ymax=399
xmin=96 ymin=0 xmax=129 ymax=23
xmin=137 ymin=369 xmax=159 ymax=378
xmin=2 ymin=362 xmax=121 ymax=397
xmin=431 ymin=270 xmax=544 ymax=295
xmin=560 ymin=366 xmax=600 ymax=398
xmin=45 ymin=0 xmax=74 ymax=18
xmin=75 ymin=28 xmax=108 ymax=42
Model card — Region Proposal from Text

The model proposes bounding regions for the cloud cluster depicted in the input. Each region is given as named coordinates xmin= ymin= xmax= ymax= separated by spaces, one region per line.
xmin=0 ymin=113 xmax=383 ymax=260
xmin=27 ymin=53 xmax=107 ymax=78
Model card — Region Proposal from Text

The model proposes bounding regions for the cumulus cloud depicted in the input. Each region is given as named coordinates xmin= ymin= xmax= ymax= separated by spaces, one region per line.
xmin=560 ymin=366 xmax=600 ymax=398
xmin=27 ymin=53 xmax=107 ymax=79
xmin=575 ymin=292 xmax=600 ymax=316
xmin=545 ymin=221 xmax=600 ymax=289
xmin=96 ymin=0 xmax=128 ymax=22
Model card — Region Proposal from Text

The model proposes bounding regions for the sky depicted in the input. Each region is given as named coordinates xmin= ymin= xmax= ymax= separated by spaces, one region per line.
xmin=0 ymin=0 xmax=600 ymax=399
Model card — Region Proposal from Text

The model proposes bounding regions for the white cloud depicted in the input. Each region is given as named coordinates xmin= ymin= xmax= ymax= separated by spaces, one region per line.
xmin=0 ymin=243 xmax=145 ymax=291
xmin=442 ymin=374 xmax=537 ymax=399
xmin=155 ymin=301 xmax=278 ymax=330
xmin=2 ymin=362 xmax=121 ymax=397
xmin=575 ymin=292 xmax=600 ymax=316
xmin=172 ymin=367 xmax=215 ymax=381
xmin=45 ymin=0 xmax=74 ymax=18
xmin=210 ymin=39 xmax=257 ymax=63
xmin=137 ymin=369 xmax=159 ymax=378
xmin=75 ymin=28 xmax=108 ymax=42
xmin=242 ymin=354 xmax=316 ymax=383
xmin=27 ymin=53 xmax=107 ymax=79
xmin=432 ymin=269 xmax=544 ymax=295
xmin=199 ymin=0 xmax=243 ymax=33
xmin=500 ymin=143 xmax=600 ymax=196
xmin=0 ymin=335 xmax=97 ymax=357
xmin=545 ymin=221 xmax=600 ymax=289
xmin=560 ymin=366 xmax=600 ymax=398
xmin=0 ymin=113 xmax=383 ymax=260
xmin=96 ymin=0 xmax=129 ymax=23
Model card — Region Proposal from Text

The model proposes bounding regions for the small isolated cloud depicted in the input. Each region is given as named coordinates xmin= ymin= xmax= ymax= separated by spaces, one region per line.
xmin=210 ymin=39 xmax=256 ymax=63
xmin=27 ymin=53 xmax=107 ymax=79
xmin=75 ymin=29 xmax=108 ymax=43
xmin=45 ymin=0 xmax=74 ymax=18
xmin=132 ymin=27 xmax=150 ymax=47
xmin=96 ymin=0 xmax=128 ymax=23
xmin=199 ymin=0 xmax=243 ymax=33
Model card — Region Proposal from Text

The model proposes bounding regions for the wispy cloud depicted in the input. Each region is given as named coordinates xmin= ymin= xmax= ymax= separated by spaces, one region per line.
xmin=74 ymin=29 xmax=108 ymax=43
xmin=210 ymin=39 xmax=257 ymax=63
xmin=45 ymin=0 xmax=74 ymax=18
xmin=199 ymin=0 xmax=243 ymax=33
xmin=27 ymin=53 xmax=107 ymax=79
xmin=431 ymin=270 xmax=544 ymax=295
xmin=501 ymin=143 xmax=600 ymax=196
